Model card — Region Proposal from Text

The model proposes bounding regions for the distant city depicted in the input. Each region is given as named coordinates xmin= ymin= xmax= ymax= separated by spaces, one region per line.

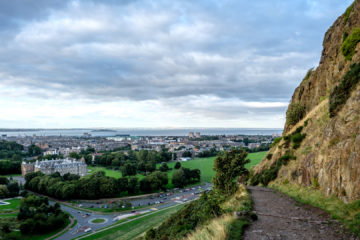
xmin=0 ymin=128 xmax=283 ymax=137
xmin=2 ymin=130 xmax=281 ymax=170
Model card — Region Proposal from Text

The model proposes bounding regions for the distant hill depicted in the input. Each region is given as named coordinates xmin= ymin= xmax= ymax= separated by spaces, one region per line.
xmin=252 ymin=0 xmax=360 ymax=202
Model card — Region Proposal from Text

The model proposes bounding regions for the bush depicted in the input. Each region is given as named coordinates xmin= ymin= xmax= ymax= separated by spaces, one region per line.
xmin=286 ymin=102 xmax=306 ymax=126
xmin=174 ymin=162 xmax=181 ymax=169
xmin=341 ymin=28 xmax=360 ymax=61
xmin=266 ymin=153 xmax=273 ymax=160
xmin=291 ymin=133 xmax=306 ymax=149
xmin=329 ymin=63 xmax=360 ymax=117
xmin=271 ymin=137 xmax=282 ymax=147
xmin=250 ymin=153 xmax=295 ymax=186
xmin=146 ymin=191 xmax=223 ymax=240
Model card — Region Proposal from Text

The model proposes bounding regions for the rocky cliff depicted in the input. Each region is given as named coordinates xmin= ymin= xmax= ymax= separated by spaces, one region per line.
xmin=252 ymin=0 xmax=360 ymax=202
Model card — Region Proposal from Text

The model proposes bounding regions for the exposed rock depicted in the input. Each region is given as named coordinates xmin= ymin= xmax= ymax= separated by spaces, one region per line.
xmin=255 ymin=0 xmax=360 ymax=202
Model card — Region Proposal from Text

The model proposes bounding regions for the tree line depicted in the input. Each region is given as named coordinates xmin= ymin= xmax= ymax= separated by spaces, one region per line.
xmin=0 ymin=176 xmax=20 ymax=198
xmin=24 ymin=170 xmax=167 ymax=199
xmin=0 ymin=140 xmax=43 ymax=175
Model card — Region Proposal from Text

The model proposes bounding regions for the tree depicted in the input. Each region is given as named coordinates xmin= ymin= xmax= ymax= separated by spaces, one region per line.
xmin=212 ymin=149 xmax=249 ymax=195
xmin=172 ymin=168 xmax=187 ymax=188
xmin=145 ymin=161 xmax=156 ymax=173
xmin=27 ymin=144 xmax=42 ymax=157
xmin=121 ymin=162 xmax=137 ymax=176
xmin=7 ymin=182 xmax=19 ymax=197
xmin=243 ymin=138 xmax=249 ymax=146
xmin=117 ymin=178 xmax=129 ymax=192
xmin=69 ymin=152 xmax=81 ymax=160
xmin=182 ymin=151 xmax=192 ymax=158
xmin=174 ymin=162 xmax=181 ymax=169
xmin=128 ymin=177 xmax=138 ymax=194
xmin=0 ymin=185 xmax=9 ymax=198
xmin=0 ymin=176 xmax=9 ymax=185
xmin=159 ymin=163 xmax=169 ymax=172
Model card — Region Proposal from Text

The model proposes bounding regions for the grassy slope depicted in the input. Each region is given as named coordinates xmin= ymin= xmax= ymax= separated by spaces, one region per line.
xmin=78 ymin=204 xmax=184 ymax=240
xmin=181 ymin=185 xmax=252 ymax=240
xmin=271 ymin=183 xmax=360 ymax=236
xmin=89 ymin=151 xmax=267 ymax=185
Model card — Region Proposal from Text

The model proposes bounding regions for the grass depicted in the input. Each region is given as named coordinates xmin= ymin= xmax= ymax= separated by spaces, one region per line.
xmin=89 ymin=151 xmax=267 ymax=188
xmin=271 ymin=182 xmax=360 ymax=236
xmin=0 ymin=198 xmax=20 ymax=211
xmin=78 ymin=204 xmax=184 ymax=240
xmin=186 ymin=185 xmax=252 ymax=240
xmin=91 ymin=218 xmax=106 ymax=223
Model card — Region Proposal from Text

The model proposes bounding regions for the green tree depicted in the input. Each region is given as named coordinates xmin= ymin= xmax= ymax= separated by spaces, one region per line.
xmin=121 ymin=162 xmax=137 ymax=176
xmin=27 ymin=144 xmax=42 ymax=157
xmin=159 ymin=163 xmax=169 ymax=172
xmin=172 ymin=168 xmax=187 ymax=188
xmin=212 ymin=149 xmax=249 ymax=195
xmin=69 ymin=152 xmax=81 ymax=160
xmin=128 ymin=177 xmax=138 ymax=194
xmin=174 ymin=162 xmax=181 ymax=169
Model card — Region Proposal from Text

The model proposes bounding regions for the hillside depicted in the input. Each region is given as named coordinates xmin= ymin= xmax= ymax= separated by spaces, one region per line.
xmin=252 ymin=0 xmax=360 ymax=202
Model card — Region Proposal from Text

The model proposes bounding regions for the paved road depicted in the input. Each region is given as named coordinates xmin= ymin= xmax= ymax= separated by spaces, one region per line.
xmin=55 ymin=183 xmax=212 ymax=240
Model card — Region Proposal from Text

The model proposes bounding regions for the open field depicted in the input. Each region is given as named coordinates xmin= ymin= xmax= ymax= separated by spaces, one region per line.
xmin=89 ymin=151 xmax=267 ymax=186
xmin=78 ymin=204 xmax=184 ymax=240
xmin=88 ymin=151 xmax=267 ymax=189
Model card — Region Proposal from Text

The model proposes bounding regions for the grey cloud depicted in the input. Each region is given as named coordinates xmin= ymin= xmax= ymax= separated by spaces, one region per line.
xmin=0 ymin=0 xmax=354 ymax=106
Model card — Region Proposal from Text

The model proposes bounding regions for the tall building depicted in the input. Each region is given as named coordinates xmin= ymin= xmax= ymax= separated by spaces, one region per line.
xmin=189 ymin=132 xmax=195 ymax=138
xmin=195 ymin=132 xmax=201 ymax=138
xmin=21 ymin=158 xmax=87 ymax=177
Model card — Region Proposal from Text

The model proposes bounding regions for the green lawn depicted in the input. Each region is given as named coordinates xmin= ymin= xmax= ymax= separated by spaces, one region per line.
xmin=0 ymin=198 xmax=21 ymax=211
xmin=88 ymin=151 xmax=267 ymax=188
xmin=78 ymin=204 xmax=184 ymax=240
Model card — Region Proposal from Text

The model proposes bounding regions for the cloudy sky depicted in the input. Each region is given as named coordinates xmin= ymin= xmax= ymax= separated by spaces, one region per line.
xmin=0 ymin=0 xmax=353 ymax=129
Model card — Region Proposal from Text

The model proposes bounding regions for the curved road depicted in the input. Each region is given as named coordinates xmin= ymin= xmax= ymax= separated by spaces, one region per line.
xmin=55 ymin=183 xmax=211 ymax=240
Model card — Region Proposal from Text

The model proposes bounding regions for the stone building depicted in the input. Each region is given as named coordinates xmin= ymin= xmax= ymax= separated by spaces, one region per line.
xmin=21 ymin=158 xmax=87 ymax=177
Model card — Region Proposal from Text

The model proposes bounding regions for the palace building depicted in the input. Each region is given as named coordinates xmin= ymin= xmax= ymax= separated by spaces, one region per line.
xmin=21 ymin=158 xmax=87 ymax=177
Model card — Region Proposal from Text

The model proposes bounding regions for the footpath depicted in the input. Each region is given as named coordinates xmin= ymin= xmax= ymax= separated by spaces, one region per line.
xmin=244 ymin=186 xmax=359 ymax=240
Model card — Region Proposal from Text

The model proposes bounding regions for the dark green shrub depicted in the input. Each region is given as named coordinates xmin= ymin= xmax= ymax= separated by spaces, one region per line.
xmin=266 ymin=153 xmax=273 ymax=160
xmin=291 ymin=133 xmax=306 ymax=149
xmin=250 ymin=153 xmax=295 ymax=186
xmin=286 ymin=102 xmax=306 ymax=126
xmin=341 ymin=28 xmax=360 ymax=61
xmin=304 ymin=119 xmax=309 ymax=127
xmin=271 ymin=137 xmax=282 ymax=147
xmin=329 ymin=64 xmax=360 ymax=117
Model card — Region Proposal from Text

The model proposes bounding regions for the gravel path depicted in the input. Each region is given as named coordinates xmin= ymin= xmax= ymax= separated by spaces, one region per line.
xmin=243 ymin=186 xmax=358 ymax=240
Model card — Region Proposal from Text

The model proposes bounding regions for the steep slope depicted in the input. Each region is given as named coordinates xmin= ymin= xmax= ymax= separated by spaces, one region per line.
xmin=253 ymin=0 xmax=360 ymax=202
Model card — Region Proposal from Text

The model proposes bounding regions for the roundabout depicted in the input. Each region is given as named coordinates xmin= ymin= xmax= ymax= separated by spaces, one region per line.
xmin=89 ymin=218 xmax=108 ymax=224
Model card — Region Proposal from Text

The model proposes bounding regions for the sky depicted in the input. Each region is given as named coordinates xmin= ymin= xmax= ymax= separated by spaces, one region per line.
xmin=0 ymin=0 xmax=354 ymax=129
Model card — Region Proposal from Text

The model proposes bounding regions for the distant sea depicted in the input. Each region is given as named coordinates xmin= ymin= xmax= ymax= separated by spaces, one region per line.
xmin=0 ymin=128 xmax=283 ymax=137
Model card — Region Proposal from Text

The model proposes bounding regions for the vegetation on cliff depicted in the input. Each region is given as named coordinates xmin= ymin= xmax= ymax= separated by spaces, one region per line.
xmin=329 ymin=63 xmax=360 ymax=117
xmin=341 ymin=28 xmax=360 ymax=60
xmin=286 ymin=102 xmax=306 ymax=126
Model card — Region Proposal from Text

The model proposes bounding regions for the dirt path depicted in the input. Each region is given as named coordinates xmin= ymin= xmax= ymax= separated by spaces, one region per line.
xmin=244 ymin=186 xmax=358 ymax=240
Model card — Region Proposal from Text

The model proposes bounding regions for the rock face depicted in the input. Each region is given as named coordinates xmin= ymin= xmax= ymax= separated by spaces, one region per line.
xmin=254 ymin=0 xmax=360 ymax=202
